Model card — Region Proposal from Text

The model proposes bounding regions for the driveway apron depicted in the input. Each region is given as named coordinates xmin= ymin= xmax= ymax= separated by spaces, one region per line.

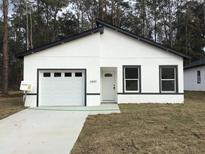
xmin=0 ymin=104 xmax=120 ymax=154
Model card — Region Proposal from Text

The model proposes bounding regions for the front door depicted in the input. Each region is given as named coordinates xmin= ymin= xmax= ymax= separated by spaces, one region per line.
xmin=101 ymin=71 xmax=116 ymax=102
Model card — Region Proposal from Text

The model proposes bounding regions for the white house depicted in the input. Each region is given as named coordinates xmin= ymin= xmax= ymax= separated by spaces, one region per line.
xmin=184 ymin=59 xmax=205 ymax=91
xmin=17 ymin=19 xmax=189 ymax=107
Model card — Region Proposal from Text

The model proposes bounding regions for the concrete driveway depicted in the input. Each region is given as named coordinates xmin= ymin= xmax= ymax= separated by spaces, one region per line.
xmin=0 ymin=104 xmax=120 ymax=154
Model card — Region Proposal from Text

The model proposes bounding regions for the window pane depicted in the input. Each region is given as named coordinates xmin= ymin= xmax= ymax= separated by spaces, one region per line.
xmin=197 ymin=71 xmax=201 ymax=76
xmin=54 ymin=72 xmax=61 ymax=77
xmin=65 ymin=72 xmax=72 ymax=77
xmin=75 ymin=72 xmax=82 ymax=77
xmin=126 ymin=80 xmax=138 ymax=91
xmin=104 ymin=73 xmax=112 ymax=77
xmin=43 ymin=73 xmax=50 ymax=77
xmin=125 ymin=68 xmax=138 ymax=79
xmin=161 ymin=67 xmax=175 ymax=79
xmin=197 ymin=71 xmax=201 ymax=84
xmin=162 ymin=80 xmax=175 ymax=91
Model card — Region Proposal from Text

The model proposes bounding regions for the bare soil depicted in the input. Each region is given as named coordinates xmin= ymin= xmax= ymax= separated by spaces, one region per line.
xmin=71 ymin=92 xmax=205 ymax=154
xmin=0 ymin=93 xmax=24 ymax=120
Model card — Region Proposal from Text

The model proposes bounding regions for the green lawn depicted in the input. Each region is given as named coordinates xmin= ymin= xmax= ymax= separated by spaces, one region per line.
xmin=71 ymin=92 xmax=205 ymax=154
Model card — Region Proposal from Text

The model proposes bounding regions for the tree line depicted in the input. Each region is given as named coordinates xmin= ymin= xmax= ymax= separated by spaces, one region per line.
xmin=0 ymin=0 xmax=205 ymax=93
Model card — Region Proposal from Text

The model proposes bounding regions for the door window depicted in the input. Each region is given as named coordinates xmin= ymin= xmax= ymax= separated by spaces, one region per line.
xmin=104 ymin=73 xmax=112 ymax=77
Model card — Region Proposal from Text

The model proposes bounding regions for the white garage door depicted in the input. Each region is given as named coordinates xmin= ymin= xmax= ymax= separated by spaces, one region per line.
xmin=39 ymin=70 xmax=85 ymax=106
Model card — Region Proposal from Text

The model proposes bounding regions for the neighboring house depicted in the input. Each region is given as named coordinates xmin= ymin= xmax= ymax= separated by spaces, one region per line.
xmin=184 ymin=59 xmax=205 ymax=91
xmin=17 ymin=19 xmax=189 ymax=107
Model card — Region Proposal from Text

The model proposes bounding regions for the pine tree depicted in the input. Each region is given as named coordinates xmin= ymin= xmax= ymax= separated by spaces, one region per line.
xmin=2 ymin=0 xmax=9 ymax=95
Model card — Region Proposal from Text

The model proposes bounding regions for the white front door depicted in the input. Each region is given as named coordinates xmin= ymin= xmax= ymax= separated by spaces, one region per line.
xmin=101 ymin=71 xmax=116 ymax=102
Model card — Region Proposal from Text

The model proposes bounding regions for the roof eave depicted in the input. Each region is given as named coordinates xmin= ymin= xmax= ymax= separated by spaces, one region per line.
xmin=184 ymin=64 xmax=205 ymax=70
xmin=16 ymin=27 xmax=104 ymax=59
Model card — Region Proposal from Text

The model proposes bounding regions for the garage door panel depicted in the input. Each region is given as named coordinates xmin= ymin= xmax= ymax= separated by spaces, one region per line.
xmin=39 ymin=70 xmax=85 ymax=106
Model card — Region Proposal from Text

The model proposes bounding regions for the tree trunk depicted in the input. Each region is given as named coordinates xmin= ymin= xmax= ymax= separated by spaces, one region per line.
xmin=2 ymin=0 xmax=9 ymax=95
xmin=142 ymin=0 xmax=146 ymax=36
xmin=154 ymin=0 xmax=157 ymax=42
xmin=80 ymin=12 xmax=84 ymax=31
xmin=99 ymin=0 xmax=103 ymax=19
xmin=111 ymin=0 xmax=114 ymax=25
xmin=30 ymin=12 xmax=34 ymax=49
xmin=26 ymin=1 xmax=29 ymax=50
xmin=37 ymin=0 xmax=40 ymax=14
xmin=52 ymin=8 xmax=58 ymax=41
xmin=99 ymin=0 xmax=106 ymax=20
xmin=168 ymin=0 xmax=173 ymax=47
xmin=116 ymin=0 xmax=120 ymax=26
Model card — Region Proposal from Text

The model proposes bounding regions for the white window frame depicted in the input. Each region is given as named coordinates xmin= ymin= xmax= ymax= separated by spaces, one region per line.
xmin=124 ymin=66 xmax=140 ymax=93
xmin=160 ymin=66 xmax=177 ymax=93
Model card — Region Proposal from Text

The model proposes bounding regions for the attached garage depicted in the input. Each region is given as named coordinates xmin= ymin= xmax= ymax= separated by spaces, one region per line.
xmin=38 ymin=69 xmax=86 ymax=106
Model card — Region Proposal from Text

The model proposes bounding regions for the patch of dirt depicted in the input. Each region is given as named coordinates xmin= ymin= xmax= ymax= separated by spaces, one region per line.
xmin=71 ymin=92 xmax=205 ymax=154
xmin=0 ymin=94 xmax=25 ymax=120
xmin=0 ymin=91 xmax=23 ymax=97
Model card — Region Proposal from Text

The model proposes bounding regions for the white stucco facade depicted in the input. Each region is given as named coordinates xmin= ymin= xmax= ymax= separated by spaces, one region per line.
xmin=184 ymin=66 xmax=205 ymax=91
xmin=23 ymin=27 xmax=184 ymax=107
